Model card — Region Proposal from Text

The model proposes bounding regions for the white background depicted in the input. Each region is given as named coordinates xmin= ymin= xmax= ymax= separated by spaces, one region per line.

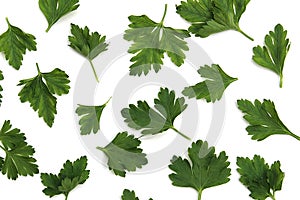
xmin=0 ymin=0 xmax=300 ymax=199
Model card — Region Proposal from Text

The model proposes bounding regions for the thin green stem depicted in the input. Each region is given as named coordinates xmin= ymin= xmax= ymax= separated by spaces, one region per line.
xmin=237 ymin=28 xmax=254 ymax=41
xmin=198 ymin=189 xmax=203 ymax=200
xmin=160 ymin=4 xmax=168 ymax=24
xmin=36 ymin=63 xmax=41 ymax=74
xmin=279 ymin=73 xmax=283 ymax=88
xmin=0 ymin=144 xmax=6 ymax=152
xmin=287 ymin=132 xmax=300 ymax=141
xmin=96 ymin=146 xmax=105 ymax=152
xmin=5 ymin=17 xmax=11 ymax=27
xmin=65 ymin=193 xmax=69 ymax=200
xmin=269 ymin=192 xmax=276 ymax=200
xmin=46 ymin=23 xmax=54 ymax=32
xmin=104 ymin=97 xmax=112 ymax=106
xmin=88 ymin=59 xmax=100 ymax=83
xmin=170 ymin=127 xmax=191 ymax=140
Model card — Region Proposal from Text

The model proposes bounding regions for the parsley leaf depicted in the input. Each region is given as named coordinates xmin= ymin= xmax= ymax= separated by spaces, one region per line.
xmin=0 ymin=120 xmax=39 ymax=180
xmin=68 ymin=24 xmax=109 ymax=82
xmin=0 ymin=70 xmax=3 ymax=106
xmin=41 ymin=156 xmax=89 ymax=200
xmin=237 ymin=99 xmax=300 ymax=141
xmin=176 ymin=0 xmax=253 ymax=40
xmin=169 ymin=140 xmax=231 ymax=200
xmin=18 ymin=63 xmax=70 ymax=127
xmin=122 ymin=189 xmax=153 ymax=200
xmin=121 ymin=87 xmax=190 ymax=140
xmin=253 ymin=24 xmax=291 ymax=88
xmin=76 ymin=97 xmax=111 ymax=135
xmin=0 ymin=18 xmax=37 ymax=70
xmin=237 ymin=155 xmax=284 ymax=200
xmin=182 ymin=64 xmax=237 ymax=102
xmin=124 ymin=4 xmax=190 ymax=76
xmin=97 ymin=132 xmax=148 ymax=177
xmin=39 ymin=0 xmax=80 ymax=32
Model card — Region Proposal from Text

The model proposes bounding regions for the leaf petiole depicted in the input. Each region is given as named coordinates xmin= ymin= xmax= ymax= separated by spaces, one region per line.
xmin=160 ymin=4 xmax=168 ymax=24
xmin=286 ymin=131 xmax=300 ymax=141
xmin=170 ymin=126 xmax=191 ymax=140
xmin=279 ymin=73 xmax=283 ymax=88
xmin=198 ymin=189 xmax=203 ymax=200
xmin=237 ymin=28 xmax=254 ymax=41
xmin=88 ymin=59 xmax=100 ymax=83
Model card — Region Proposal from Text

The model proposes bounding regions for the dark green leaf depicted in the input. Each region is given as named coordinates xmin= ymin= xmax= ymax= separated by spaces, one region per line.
xmin=237 ymin=155 xmax=284 ymax=200
xmin=76 ymin=98 xmax=111 ymax=135
xmin=0 ymin=120 xmax=39 ymax=180
xmin=253 ymin=24 xmax=291 ymax=88
xmin=169 ymin=140 xmax=231 ymax=200
xmin=182 ymin=64 xmax=237 ymax=102
xmin=0 ymin=18 xmax=36 ymax=69
xmin=41 ymin=156 xmax=89 ymax=199
xmin=39 ymin=0 xmax=80 ymax=32
xmin=97 ymin=132 xmax=148 ymax=177
xmin=124 ymin=4 xmax=190 ymax=76
xmin=176 ymin=0 xmax=253 ymax=40
xmin=69 ymin=24 xmax=109 ymax=82
xmin=18 ymin=64 xmax=70 ymax=127
xmin=121 ymin=87 xmax=190 ymax=140
xmin=122 ymin=189 xmax=153 ymax=200
xmin=237 ymin=99 xmax=299 ymax=141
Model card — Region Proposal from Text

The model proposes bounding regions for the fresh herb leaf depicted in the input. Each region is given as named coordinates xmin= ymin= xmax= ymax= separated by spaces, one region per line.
xmin=68 ymin=24 xmax=109 ymax=82
xmin=124 ymin=4 xmax=190 ymax=76
xmin=121 ymin=87 xmax=190 ymax=140
xmin=169 ymin=140 xmax=231 ymax=200
xmin=18 ymin=63 xmax=70 ymax=127
xmin=39 ymin=0 xmax=80 ymax=32
xmin=41 ymin=156 xmax=89 ymax=200
xmin=237 ymin=99 xmax=300 ymax=141
xmin=97 ymin=132 xmax=148 ymax=177
xmin=76 ymin=97 xmax=111 ymax=135
xmin=237 ymin=155 xmax=284 ymax=200
xmin=253 ymin=24 xmax=291 ymax=88
xmin=0 ymin=71 xmax=3 ymax=106
xmin=122 ymin=189 xmax=153 ymax=200
xmin=182 ymin=64 xmax=237 ymax=102
xmin=176 ymin=0 xmax=253 ymax=40
xmin=0 ymin=18 xmax=37 ymax=70
xmin=0 ymin=120 xmax=39 ymax=180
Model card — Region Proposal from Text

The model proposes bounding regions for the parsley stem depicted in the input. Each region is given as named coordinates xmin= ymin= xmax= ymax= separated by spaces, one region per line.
xmin=104 ymin=97 xmax=112 ymax=105
xmin=160 ymin=4 xmax=168 ymax=24
xmin=88 ymin=59 xmax=100 ymax=83
xmin=36 ymin=63 xmax=41 ymax=74
xmin=269 ymin=193 xmax=276 ymax=200
xmin=279 ymin=74 xmax=283 ymax=88
xmin=5 ymin=17 xmax=11 ymax=27
xmin=0 ymin=144 xmax=6 ymax=152
xmin=198 ymin=189 xmax=203 ymax=200
xmin=65 ymin=193 xmax=69 ymax=200
xmin=237 ymin=28 xmax=254 ymax=41
xmin=170 ymin=127 xmax=191 ymax=140
xmin=287 ymin=132 xmax=300 ymax=141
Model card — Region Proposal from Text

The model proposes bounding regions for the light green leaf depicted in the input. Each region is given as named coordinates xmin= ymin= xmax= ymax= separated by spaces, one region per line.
xmin=97 ymin=132 xmax=148 ymax=177
xmin=182 ymin=64 xmax=237 ymax=102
